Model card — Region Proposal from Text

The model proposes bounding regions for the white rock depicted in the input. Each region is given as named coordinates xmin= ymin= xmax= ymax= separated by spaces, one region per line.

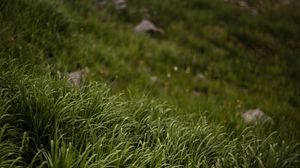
xmin=134 ymin=19 xmax=164 ymax=34
xmin=242 ymin=109 xmax=274 ymax=124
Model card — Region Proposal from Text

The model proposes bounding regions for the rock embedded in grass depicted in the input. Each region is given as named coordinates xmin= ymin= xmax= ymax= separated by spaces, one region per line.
xmin=95 ymin=0 xmax=127 ymax=10
xmin=242 ymin=109 xmax=274 ymax=124
xmin=196 ymin=73 xmax=205 ymax=80
xmin=150 ymin=76 xmax=159 ymax=83
xmin=134 ymin=19 xmax=164 ymax=35
xmin=68 ymin=67 xmax=90 ymax=87
xmin=114 ymin=0 xmax=127 ymax=10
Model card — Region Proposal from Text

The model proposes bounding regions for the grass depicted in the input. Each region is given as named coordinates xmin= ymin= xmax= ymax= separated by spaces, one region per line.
xmin=0 ymin=0 xmax=300 ymax=167
xmin=0 ymin=59 xmax=299 ymax=167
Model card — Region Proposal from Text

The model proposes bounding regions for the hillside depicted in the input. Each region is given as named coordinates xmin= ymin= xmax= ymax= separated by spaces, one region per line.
xmin=0 ymin=0 xmax=299 ymax=167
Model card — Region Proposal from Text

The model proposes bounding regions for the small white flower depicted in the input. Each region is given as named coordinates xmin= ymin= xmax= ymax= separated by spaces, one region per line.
xmin=167 ymin=73 xmax=171 ymax=78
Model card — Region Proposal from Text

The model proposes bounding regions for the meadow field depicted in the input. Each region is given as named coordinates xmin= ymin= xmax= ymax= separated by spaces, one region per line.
xmin=0 ymin=0 xmax=299 ymax=167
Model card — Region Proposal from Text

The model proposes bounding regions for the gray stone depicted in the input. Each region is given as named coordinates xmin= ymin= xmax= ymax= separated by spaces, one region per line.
xmin=150 ymin=76 xmax=158 ymax=83
xmin=95 ymin=0 xmax=127 ymax=10
xmin=68 ymin=67 xmax=90 ymax=87
xmin=134 ymin=19 xmax=164 ymax=34
xmin=242 ymin=109 xmax=274 ymax=124
xmin=196 ymin=73 xmax=205 ymax=80
xmin=114 ymin=0 xmax=127 ymax=10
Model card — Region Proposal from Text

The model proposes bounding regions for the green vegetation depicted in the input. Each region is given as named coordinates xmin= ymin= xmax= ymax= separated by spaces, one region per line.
xmin=0 ymin=0 xmax=299 ymax=167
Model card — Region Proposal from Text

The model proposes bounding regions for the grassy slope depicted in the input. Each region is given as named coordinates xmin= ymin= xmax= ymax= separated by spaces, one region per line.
xmin=0 ymin=0 xmax=299 ymax=167
xmin=1 ymin=60 xmax=298 ymax=167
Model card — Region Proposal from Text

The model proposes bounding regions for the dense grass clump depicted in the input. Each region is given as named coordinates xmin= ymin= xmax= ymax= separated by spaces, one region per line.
xmin=0 ymin=60 xmax=299 ymax=167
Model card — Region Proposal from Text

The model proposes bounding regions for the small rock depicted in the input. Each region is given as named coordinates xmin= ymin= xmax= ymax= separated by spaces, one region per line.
xmin=150 ymin=76 xmax=158 ymax=83
xmin=95 ymin=0 xmax=126 ymax=10
xmin=242 ymin=109 xmax=274 ymax=124
xmin=68 ymin=67 xmax=90 ymax=87
xmin=196 ymin=73 xmax=205 ymax=80
xmin=134 ymin=19 xmax=164 ymax=34
xmin=114 ymin=0 xmax=127 ymax=10
xmin=238 ymin=1 xmax=249 ymax=8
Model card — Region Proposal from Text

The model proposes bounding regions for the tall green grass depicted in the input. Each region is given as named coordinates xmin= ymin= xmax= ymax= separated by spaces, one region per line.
xmin=0 ymin=60 xmax=299 ymax=167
